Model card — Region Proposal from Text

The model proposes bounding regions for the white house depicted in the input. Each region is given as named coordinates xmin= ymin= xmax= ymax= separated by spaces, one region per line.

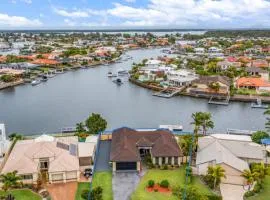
xmin=167 ymin=69 xmax=198 ymax=87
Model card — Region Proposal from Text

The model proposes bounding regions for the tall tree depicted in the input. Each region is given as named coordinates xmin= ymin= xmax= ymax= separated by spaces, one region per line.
xmin=0 ymin=171 xmax=22 ymax=192
xmin=252 ymin=162 xmax=269 ymax=182
xmin=76 ymin=122 xmax=86 ymax=133
xmin=191 ymin=112 xmax=214 ymax=135
xmin=85 ymin=113 xmax=107 ymax=135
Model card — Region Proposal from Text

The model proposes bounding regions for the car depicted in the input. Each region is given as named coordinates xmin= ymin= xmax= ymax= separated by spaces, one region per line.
xmin=83 ymin=168 xmax=93 ymax=178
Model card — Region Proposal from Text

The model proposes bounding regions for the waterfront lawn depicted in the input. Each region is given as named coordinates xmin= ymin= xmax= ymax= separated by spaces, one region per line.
xmin=0 ymin=189 xmax=41 ymax=200
xmin=92 ymin=171 xmax=113 ymax=200
xmin=248 ymin=176 xmax=270 ymax=200
xmin=236 ymin=88 xmax=257 ymax=95
xmin=131 ymin=167 xmax=214 ymax=200
xmin=75 ymin=182 xmax=90 ymax=200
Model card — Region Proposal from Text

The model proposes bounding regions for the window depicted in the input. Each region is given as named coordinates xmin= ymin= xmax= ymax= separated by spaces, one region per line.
xmin=21 ymin=174 xmax=33 ymax=180
xmin=162 ymin=157 xmax=165 ymax=164
xmin=168 ymin=157 xmax=172 ymax=165
xmin=39 ymin=158 xmax=49 ymax=170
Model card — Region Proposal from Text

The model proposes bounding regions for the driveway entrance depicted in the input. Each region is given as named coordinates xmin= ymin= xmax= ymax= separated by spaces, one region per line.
xmin=46 ymin=182 xmax=77 ymax=200
xmin=220 ymin=183 xmax=245 ymax=200
xmin=95 ymin=140 xmax=111 ymax=171
xmin=112 ymin=172 xmax=140 ymax=200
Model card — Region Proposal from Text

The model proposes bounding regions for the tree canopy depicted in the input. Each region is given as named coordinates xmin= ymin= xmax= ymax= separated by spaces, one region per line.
xmin=85 ymin=113 xmax=107 ymax=135
xmin=251 ymin=131 xmax=269 ymax=144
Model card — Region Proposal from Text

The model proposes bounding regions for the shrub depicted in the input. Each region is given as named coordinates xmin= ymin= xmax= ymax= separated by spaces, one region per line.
xmin=160 ymin=180 xmax=169 ymax=188
xmin=163 ymin=164 xmax=168 ymax=170
xmin=154 ymin=188 xmax=158 ymax=192
xmin=148 ymin=180 xmax=155 ymax=188
xmin=244 ymin=190 xmax=255 ymax=198
xmin=81 ymin=189 xmax=90 ymax=200
xmin=253 ymin=182 xmax=262 ymax=193
xmin=206 ymin=194 xmax=222 ymax=200
xmin=172 ymin=186 xmax=182 ymax=198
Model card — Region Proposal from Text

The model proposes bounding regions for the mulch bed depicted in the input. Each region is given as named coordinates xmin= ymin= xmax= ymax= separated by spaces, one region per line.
xmin=146 ymin=184 xmax=172 ymax=194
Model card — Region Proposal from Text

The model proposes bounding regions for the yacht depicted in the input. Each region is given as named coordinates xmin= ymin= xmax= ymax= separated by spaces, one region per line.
xmin=117 ymin=68 xmax=129 ymax=76
xmin=251 ymin=98 xmax=268 ymax=109
xmin=41 ymin=75 xmax=48 ymax=82
xmin=31 ymin=79 xmax=41 ymax=86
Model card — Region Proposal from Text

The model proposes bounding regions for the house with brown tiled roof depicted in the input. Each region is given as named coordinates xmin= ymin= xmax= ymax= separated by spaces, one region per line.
xmin=110 ymin=127 xmax=182 ymax=172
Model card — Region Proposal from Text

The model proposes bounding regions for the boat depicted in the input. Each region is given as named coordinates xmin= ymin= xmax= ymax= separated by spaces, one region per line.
xmin=113 ymin=78 xmax=123 ymax=85
xmin=55 ymin=69 xmax=64 ymax=74
xmin=107 ymin=72 xmax=113 ymax=77
xmin=117 ymin=68 xmax=129 ymax=76
xmin=251 ymin=98 xmax=268 ymax=109
xmin=159 ymin=125 xmax=183 ymax=131
xmin=41 ymin=75 xmax=48 ymax=82
xmin=31 ymin=79 xmax=41 ymax=86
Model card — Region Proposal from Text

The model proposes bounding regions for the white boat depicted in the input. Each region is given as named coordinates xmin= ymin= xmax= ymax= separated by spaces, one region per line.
xmin=31 ymin=79 xmax=41 ymax=86
xmin=159 ymin=125 xmax=183 ymax=131
xmin=251 ymin=99 xmax=268 ymax=109
xmin=117 ymin=68 xmax=129 ymax=76
xmin=107 ymin=72 xmax=113 ymax=77
xmin=55 ymin=69 xmax=64 ymax=74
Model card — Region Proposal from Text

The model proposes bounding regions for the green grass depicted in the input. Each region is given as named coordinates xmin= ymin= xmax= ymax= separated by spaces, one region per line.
xmin=92 ymin=171 xmax=113 ymax=200
xmin=75 ymin=182 xmax=90 ymax=200
xmin=248 ymin=176 xmax=270 ymax=200
xmin=0 ymin=189 xmax=41 ymax=200
xmin=131 ymin=168 xmax=214 ymax=200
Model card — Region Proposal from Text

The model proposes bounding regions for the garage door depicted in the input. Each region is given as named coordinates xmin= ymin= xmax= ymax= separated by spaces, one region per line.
xmin=116 ymin=162 xmax=137 ymax=171
xmin=51 ymin=173 xmax=64 ymax=182
xmin=66 ymin=171 xmax=77 ymax=180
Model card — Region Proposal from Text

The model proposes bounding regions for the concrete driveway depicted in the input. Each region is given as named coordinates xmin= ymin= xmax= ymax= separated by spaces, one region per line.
xmin=112 ymin=172 xmax=140 ymax=200
xmin=220 ymin=183 xmax=245 ymax=200
xmin=95 ymin=140 xmax=111 ymax=171
xmin=46 ymin=182 xmax=77 ymax=200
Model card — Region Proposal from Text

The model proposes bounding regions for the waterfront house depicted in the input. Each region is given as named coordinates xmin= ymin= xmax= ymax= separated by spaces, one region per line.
xmin=110 ymin=127 xmax=183 ymax=172
xmin=167 ymin=69 xmax=198 ymax=87
xmin=196 ymin=134 xmax=266 ymax=185
xmin=145 ymin=59 xmax=162 ymax=68
xmin=1 ymin=134 xmax=97 ymax=184
xmin=189 ymin=75 xmax=230 ymax=95
xmin=236 ymin=77 xmax=270 ymax=92
xmin=246 ymin=67 xmax=269 ymax=81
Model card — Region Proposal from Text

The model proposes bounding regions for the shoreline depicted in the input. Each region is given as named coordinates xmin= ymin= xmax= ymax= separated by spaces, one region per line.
xmin=129 ymin=78 xmax=270 ymax=103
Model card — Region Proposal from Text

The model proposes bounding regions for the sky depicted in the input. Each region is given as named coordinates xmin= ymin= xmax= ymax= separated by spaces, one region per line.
xmin=0 ymin=0 xmax=270 ymax=29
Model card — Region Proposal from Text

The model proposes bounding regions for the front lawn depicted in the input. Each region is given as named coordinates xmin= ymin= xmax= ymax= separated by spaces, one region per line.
xmin=131 ymin=168 xmax=214 ymax=200
xmin=75 ymin=182 xmax=90 ymax=200
xmin=248 ymin=176 xmax=270 ymax=200
xmin=92 ymin=171 xmax=113 ymax=200
xmin=0 ymin=189 xmax=41 ymax=200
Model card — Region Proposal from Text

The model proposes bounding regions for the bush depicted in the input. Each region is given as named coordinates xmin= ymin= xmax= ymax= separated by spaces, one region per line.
xmin=154 ymin=188 xmax=158 ymax=192
xmin=253 ymin=182 xmax=262 ymax=193
xmin=244 ymin=190 xmax=255 ymax=198
xmin=81 ymin=189 xmax=90 ymax=200
xmin=160 ymin=180 xmax=169 ymax=188
xmin=148 ymin=180 xmax=155 ymax=188
xmin=206 ymin=194 xmax=222 ymax=200
xmin=163 ymin=164 xmax=168 ymax=170
xmin=172 ymin=186 xmax=182 ymax=198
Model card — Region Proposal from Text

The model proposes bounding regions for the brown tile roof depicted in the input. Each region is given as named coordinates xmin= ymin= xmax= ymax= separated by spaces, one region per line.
xmin=110 ymin=127 xmax=182 ymax=162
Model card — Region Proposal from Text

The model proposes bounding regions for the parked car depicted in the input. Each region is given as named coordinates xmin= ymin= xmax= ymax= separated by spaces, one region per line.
xmin=83 ymin=168 xmax=93 ymax=178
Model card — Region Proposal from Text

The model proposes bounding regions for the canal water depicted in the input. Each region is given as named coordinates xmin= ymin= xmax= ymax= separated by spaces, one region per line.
xmin=0 ymin=48 xmax=266 ymax=134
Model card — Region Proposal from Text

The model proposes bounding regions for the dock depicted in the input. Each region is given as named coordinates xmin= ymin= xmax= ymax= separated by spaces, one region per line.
xmin=227 ymin=128 xmax=255 ymax=136
xmin=153 ymin=87 xmax=185 ymax=98
xmin=208 ymin=94 xmax=230 ymax=105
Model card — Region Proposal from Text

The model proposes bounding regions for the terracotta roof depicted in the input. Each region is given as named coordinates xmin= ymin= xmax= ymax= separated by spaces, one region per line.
xmin=110 ymin=127 xmax=182 ymax=162
xmin=31 ymin=59 xmax=59 ymax=65
xmin=237 ymin=77 xmax=270 ymax=87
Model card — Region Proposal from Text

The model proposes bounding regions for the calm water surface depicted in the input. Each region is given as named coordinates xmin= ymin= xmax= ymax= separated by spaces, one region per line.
xmin=0 ymin=48 xmax=265 ymax=134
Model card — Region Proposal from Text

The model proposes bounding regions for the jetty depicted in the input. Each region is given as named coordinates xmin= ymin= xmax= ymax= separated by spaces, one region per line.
xmin=208 ymin=94 xmax=230 ymax=105
xmin=153 ymin=87 xmax=185 ymax=98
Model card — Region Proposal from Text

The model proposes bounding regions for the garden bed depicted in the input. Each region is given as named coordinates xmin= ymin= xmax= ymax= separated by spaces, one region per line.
xmin=146 ymin=184 xmax=171 ymax=194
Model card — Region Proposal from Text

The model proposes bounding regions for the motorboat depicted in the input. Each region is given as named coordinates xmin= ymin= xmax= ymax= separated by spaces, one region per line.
xmin=113 ymin=78 xmax=123 ymax=85
xmin=117 ymin=68 xmax=129 ymax=76
xmin=31 ymin=79 xmax=41 ymax=86
xmin=251 ymin=98 xmax=268 ymax=109
xmin=107 ymin=72 xmax=113 ymax=77
xmin=41 ymin=75 xmax=48 ymax=82
xmin=159 ymin=125 xmax=183 ymax=131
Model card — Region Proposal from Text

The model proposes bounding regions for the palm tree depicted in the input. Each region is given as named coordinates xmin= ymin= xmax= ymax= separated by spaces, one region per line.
xmin=252 ymin=162 xmax=269 ymax=182
xmin=208 ymin=165 xmax=226 ymax=189
xmin=0 ymin=171 xmax=22 ymax=192
xmin=76 ymin=122 xmax=86 ymax=133
xmin=191 ymin=112 xmax=214 ymax=135
xmin=241 ymin=169 xmax=259 ymax=190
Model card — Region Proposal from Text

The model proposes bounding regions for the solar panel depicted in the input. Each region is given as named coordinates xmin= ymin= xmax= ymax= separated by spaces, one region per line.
xmin=69 ymin=143 xmax=77 ymax=156
xmin=56 ymin=141 xmax=69 ymax=150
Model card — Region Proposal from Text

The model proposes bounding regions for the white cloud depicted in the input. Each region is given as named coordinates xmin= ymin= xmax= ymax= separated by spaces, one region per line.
xmin=125 ymin=0 xmax=136 ymax=3
xmin=0 ymin=13 xmax=42 ymax=27
xmin=64 ymin=19 xmax=76 ymax=26
xmin=53 ymin=7 xmax=89 ymax=18
xmin=106 ymin=0 xmax=270 ymax=27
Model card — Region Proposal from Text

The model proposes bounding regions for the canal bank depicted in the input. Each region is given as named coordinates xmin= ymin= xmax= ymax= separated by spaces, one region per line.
xmin=129 ymin=78 xmax=270 ymax=103
xmin=0 ymin=48 xmax=266 ymax=134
